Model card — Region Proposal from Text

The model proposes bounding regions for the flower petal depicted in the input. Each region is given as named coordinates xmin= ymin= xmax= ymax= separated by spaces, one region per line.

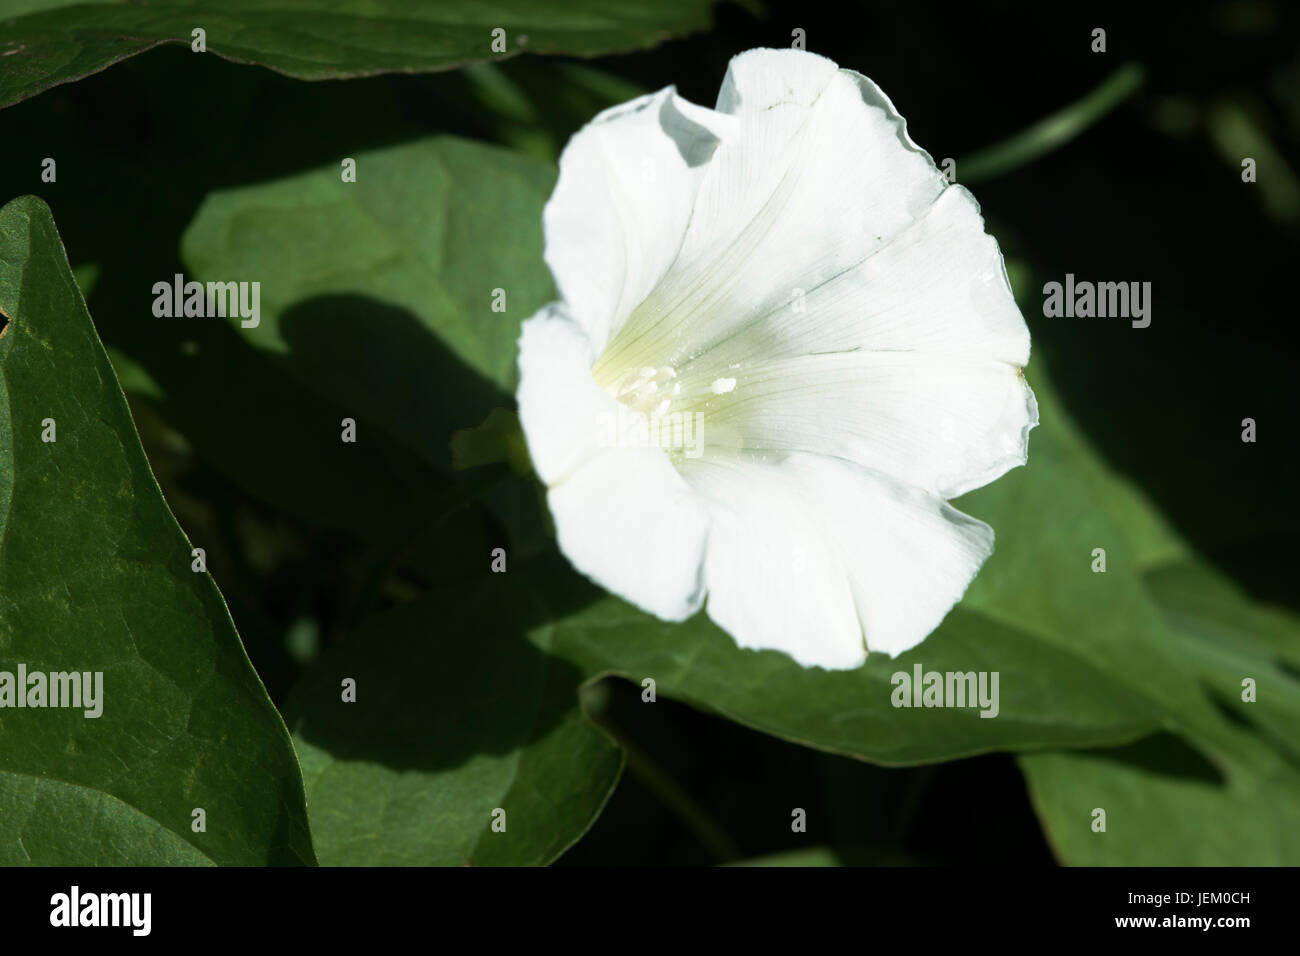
xmin=549 ymin=446 xmax=710 ymax=622
xmin=516 ymin=304 xmax=613 ymax=486
xmin=681 ymin=453 xmax=994 ymax=666
xmin=543 ymin=86 xmax=735 ymax=351
xmin=598 ymin=48 xmax=951 ymax=372
xmin=692 ymin=350 xmax=1038 ymax=499
xmin=681 ymin=458 xmax=867 ymax=669
xmin=677 ymin=185 xmax=1031 ymax=372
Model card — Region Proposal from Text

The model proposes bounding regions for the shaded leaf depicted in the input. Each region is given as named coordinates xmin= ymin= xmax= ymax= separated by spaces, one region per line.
xmin=0 ymin=0 xmax=718 ymax=110
xmin=0 ymin=195 xmax=314 ymax=865
xmin=284 ymin=577 xmax=622 ymax=865
xmin=181 ymin=137 xmax=556 ymax=472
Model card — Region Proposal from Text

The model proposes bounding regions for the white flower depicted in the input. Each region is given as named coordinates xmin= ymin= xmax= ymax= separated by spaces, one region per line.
xmin=516 ymin=48 xmax=1037 ymax=670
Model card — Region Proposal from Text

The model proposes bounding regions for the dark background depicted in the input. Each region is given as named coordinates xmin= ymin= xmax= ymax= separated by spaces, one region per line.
xmin=2 ymin=0 xmax=1295 ymax=864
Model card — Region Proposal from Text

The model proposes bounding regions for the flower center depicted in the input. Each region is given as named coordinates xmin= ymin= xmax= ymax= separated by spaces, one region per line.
xmin=614 ymin=365 xmax=680 ymax=418
xmin=597 ymin=361 xmax=740 ymax=463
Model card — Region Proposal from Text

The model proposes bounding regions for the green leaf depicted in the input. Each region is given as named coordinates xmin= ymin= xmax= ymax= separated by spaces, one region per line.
xmin=181 ymin=136 xmax=556 ymax=472
xmin=283 ymin=576 xmax=623 ymax=865
xmin=0 ymin=774 xmax=213 ymax=865
xmin=0 ymin=195 xmax=315 ymax=865
xmin=1019 ymin=558 xmax=1300 ymax=864
xmin=1145 ymin=557 xmax=1300 ymax=761
xmin=535 ymin=588 xmax=1158 ymax=768
xmin=1020 ymin=731 xmax=1300 ymax=865
xmin=0 ymin=0 xmax=717 ymax=111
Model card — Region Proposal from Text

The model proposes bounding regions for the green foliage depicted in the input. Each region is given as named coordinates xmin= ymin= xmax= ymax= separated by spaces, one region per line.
xmin=0 ymin=196 xmax=314 ymax=865
xmin=0 ymin=1 xmax=1294 ymax=868
xmin=0 ymin=0 xmax=717 ymax=110
xmin=1019 ymin=559 xmax=1300 ymax=865
xmin=181 ymin=137 xmax=556 ymax=471
xmin=181 ymin=140 xmax=1202 ymax=771
xmin=284 ymin=578 xmax=622 ymax=865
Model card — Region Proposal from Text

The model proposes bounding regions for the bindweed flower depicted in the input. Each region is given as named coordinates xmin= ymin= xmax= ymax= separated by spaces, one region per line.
xmin=516 ymin=48 xmax=1037 ymax=669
